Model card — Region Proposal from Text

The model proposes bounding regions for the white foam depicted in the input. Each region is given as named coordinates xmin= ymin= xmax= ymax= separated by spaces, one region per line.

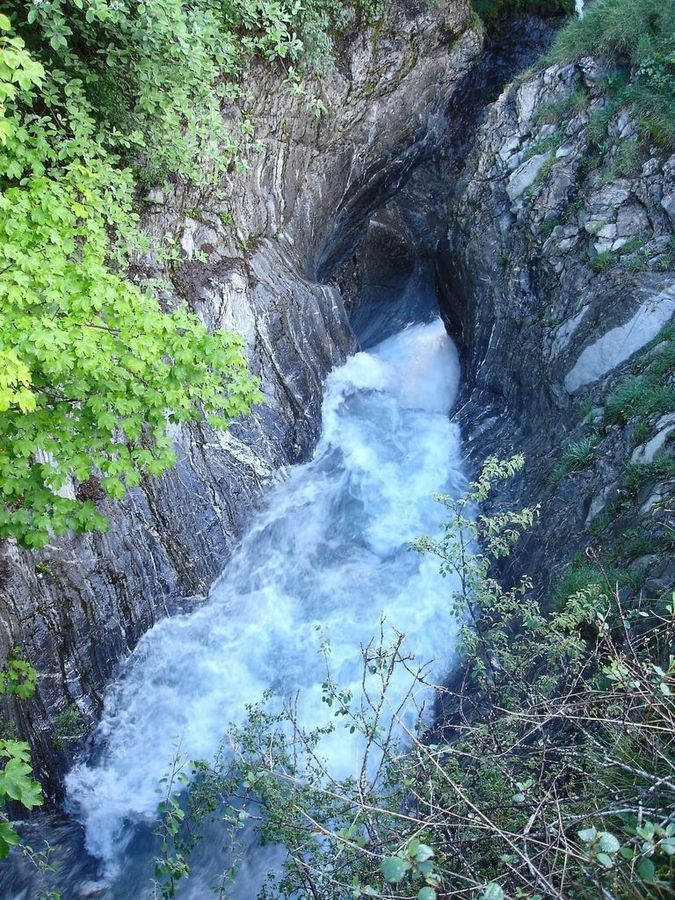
xmin=65 ymin=318 xmax=465 ymax=886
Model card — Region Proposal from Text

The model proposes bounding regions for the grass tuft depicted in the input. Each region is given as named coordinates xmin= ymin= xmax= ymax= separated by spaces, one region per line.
xmin=604 ymin=327 xmax=675 ymax=426
xmin=624 ymin=456 xmax=675 ymax=493
xmin=523 ymin=130 xmax=564 ymax=160
xmin=591 ymin=250 xmax=614 ymax=273
xmin=606 ymin=380 xmax=675 ymax=424
xmin=547 ymin=0 xmax=675 ymax=148
xmin=535 ymin=88 xmax=588 ymax=125
xmin=551 ymin=435 xmax=599 ymax=484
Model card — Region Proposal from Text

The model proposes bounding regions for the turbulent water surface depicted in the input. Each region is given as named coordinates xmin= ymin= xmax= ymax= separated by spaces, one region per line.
xmin=7 ymin=315 xmax=466 ymax=898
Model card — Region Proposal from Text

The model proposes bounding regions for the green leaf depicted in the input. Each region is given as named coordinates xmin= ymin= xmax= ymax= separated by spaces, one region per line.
xmin=637 ymin=858 xmax=656 ymax=882
xmin=416 ymin=860 xmax=433 ymax=878
xmin=19 ymin=779 xmax=43 ymax=810
xmin=380 ymin=856 xmax=410 ymax=883
xmin=481 ymin=885 xmax=505 ymax=900
xmin=0 ymin=821 xmax=20 ymax=859
xmin=596 ymin=852 xmax=614 ymax=868
xmin=0 ymin=821 xmax=19 ymax=847
xmin=578 ymin=827 xmax=597 ymax=844
xmin=0 ymin=757 xmax=31 ymax=801
xmin=597 ymin=832 xmax=620 ymax=854
xmin=418 ymin=889 xmax=436 ymax=900
xmin=415 ymin=844 xmax=434 ymax=862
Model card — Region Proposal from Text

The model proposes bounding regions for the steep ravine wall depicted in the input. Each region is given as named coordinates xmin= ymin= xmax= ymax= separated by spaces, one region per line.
xmin=0 ymin=0 xmax=485 ymax=790
xmin=336 ymin=15 xmax=559 ymax=333
xmin=447 ymin=56 xmax=674 ymax=602
xmin=337 ymin=30 xmax=673 ymax=675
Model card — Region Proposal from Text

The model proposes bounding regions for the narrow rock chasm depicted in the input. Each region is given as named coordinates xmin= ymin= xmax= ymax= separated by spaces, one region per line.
xmin=2 ymin=1 xmax=673 ymax=844
xmin=2 ymin=0 xmax=537 ymax=791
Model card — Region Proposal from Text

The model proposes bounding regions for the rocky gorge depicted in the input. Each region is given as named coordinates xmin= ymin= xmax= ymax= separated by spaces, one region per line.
xmin=0 ymin=0 xmax=673 ymax=885
xmin=1 ymin=0 xmax=484 ymax=788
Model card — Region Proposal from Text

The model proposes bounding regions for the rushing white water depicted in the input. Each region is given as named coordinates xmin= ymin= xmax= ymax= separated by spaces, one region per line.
xmin=63 ymin=317 xmax=465 ymax=895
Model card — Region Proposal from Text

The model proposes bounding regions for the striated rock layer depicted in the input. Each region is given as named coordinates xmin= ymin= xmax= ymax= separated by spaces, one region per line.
xmin=447 ymin=55 xmax=674 ymax=601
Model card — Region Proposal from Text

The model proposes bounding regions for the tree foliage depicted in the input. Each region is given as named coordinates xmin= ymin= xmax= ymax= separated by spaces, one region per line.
xmin=0 ymin=655 xmax=42 ymax=859
xmin=0 ymin=0 xmax=381 ymax=871
xmin=0 ymin=127 xmax=263 ymax=547
xmin=0 ymin=0 xmax=385 ymax=549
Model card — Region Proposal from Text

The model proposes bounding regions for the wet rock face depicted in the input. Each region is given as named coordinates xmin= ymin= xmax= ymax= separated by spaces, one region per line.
xmin=447 ymin=58 xmax=674 ymax=597
xmin=0 ymin=0 xmax=483 ymax=788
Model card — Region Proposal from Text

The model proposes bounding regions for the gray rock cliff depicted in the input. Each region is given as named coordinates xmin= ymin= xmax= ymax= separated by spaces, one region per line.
xmin=2 ymin=1 xmax=672 ymax=798
xmin=446 ymin=55 xmax=674 ymax=602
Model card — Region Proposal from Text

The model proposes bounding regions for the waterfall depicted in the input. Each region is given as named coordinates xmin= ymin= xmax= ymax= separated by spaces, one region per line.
xmin=14 ymin=317 xmax=467 ymax=898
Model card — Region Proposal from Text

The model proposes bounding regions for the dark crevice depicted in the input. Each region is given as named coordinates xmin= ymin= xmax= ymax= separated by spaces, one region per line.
xmin=318 ymin=15 xmax=560 ymax=359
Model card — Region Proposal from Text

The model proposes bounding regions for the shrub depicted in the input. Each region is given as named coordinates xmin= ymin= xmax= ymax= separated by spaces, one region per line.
xmin=153 ymin=457 xmax=675 ymax=898
xmin=1 ymin=0 xmax=381 ymax=547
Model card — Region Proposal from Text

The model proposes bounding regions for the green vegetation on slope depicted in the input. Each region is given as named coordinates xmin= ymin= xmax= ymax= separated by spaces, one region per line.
xmin=549 ymin=0 xmax=675 ymax=146
xmin=154 ymin=457 xmax=675 ymax=898
xmin=0 ymin=0 xmax=379 ymax=548
xmin=550 ymin=326 xmax=675 ymax=487
xmin=606 ymin=325 xmax=675 ymax=426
